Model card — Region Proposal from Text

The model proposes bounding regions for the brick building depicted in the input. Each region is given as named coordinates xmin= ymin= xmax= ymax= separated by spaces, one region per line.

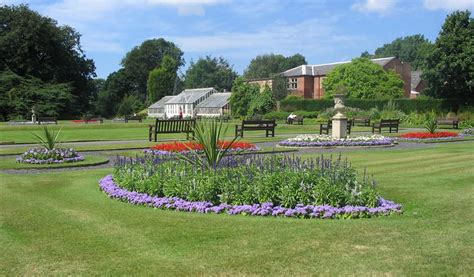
xmin=248 ymin=57 xmax=413 ymax=99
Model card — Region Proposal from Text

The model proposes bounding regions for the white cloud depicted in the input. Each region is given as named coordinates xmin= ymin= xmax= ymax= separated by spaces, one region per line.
xmin=167 ymin=18 xmax=364 ymax=56
xmin=352 ymin=0 xmax=397 ymax=14
xmin=423 ymin=0 xmax=473 ymax=11
xmin=177 ymin=5 xmax=205 ymax=16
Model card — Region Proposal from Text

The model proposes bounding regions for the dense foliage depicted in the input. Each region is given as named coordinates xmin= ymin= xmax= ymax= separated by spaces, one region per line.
xmin=113 ymin=154 xmax=380 ymax=208
xmin=229 ymin=77 xmax=260 ymax=117
xmin=121 ymin=39 xmax=183 ymax=101
xmin=243 ymin=53 xmax=306 ymax=79
xmin=362 ymin=35 xmax=434 ymax=70
xmin=0 ymin=4 xmax=95 ymax=118
xmin=184 ymin=56 xmax=237 ymax=91
xmin=247 ymin=85 xmax=276 ymax=117
xmin=322 ymin=58 xmax=404 ymax=99
xmin=0 ymin=70 xmax=73 ymax=119
xmin=147 ymin=55 xmax=179 ymax=103
xmin=423 ymin=11 xmax=473 ymax=102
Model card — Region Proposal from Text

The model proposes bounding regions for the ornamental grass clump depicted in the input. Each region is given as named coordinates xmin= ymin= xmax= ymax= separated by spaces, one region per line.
xmin=424 ymin=111 xmax=438 ymax=134
xmin=113 ymin=154 xmax=380 ymax=208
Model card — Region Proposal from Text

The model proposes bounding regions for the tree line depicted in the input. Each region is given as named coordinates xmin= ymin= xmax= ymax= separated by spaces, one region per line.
xmin=0 ymin=4 xmax=472 ymax=120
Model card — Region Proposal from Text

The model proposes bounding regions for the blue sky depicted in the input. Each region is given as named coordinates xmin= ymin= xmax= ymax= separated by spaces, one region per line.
xmin=2 ymin=0 xmax=473 ymax=78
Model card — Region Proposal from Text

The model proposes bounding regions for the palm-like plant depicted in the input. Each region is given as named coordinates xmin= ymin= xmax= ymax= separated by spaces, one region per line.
xmin=424 ymin=111 xmax=438 ymax=134
xmin=32 ymin=126 xmax=62 ymax=150
xmin=178 ymin=119 xmax=239 ymax=169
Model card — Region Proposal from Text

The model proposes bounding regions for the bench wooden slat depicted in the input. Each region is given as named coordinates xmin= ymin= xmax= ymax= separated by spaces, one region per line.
xmin=235 ymin=120 xmax=277 ymax=138
xmin=372 ymin=119 xmax=399 ymax=133
xmin=149 ymin=119 xmax=196 ymax=142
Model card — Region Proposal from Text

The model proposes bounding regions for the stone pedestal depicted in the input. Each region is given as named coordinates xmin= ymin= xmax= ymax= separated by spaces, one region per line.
xmin=332 ymin=112 xmax=348 ymax=139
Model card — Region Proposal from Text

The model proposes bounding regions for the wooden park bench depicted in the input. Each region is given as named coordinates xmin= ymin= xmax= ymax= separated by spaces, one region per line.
xmin=217 ymin=115 xmax=231 ymax=122
xmin=148 ymin=119 xmax=196 ymax=142
xmin=125 ymin=116 xmax=143 ymax=123
xmin=437 ymin=117 xmax=459 ymax=129
xmin=372 ymin=119 xmax=399 ymax=133
xmin=319 ymin=120 xmax=352 ymax=135
xmin=235 ymin=120 xmax=277 ymax=138
xmin=37 ymin=117 xmax=57 ymax=125
xmin=287 ymin=116 xmax=304 ymax=125
xmin=351 ymin=116 xmax=370 ymax=126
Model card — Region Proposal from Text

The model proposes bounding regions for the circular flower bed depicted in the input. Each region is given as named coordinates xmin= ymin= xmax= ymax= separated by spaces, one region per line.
xmin=144 ymin=141 xmax=259 ymax=155
xmin=399 ymin=131 xmax=460 ymax=141
xmin=17 ymin=148 xmax=85 ymax=164
xmin=279 ymin=134 xmax=393 ymax=147
xmin=102 ymin=155 xmax=402 ymax=219
xmin=99 ymin=175 xmax=401 ymax=219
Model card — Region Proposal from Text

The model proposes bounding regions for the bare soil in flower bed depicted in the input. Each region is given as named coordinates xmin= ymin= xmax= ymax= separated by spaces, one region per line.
xmin=0 ymin=155 xmax=109 ymax=170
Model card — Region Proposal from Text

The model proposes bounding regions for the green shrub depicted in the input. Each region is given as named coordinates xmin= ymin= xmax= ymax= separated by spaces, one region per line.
xmin=424 ymin=112 xmax=438 ymax=133
xmin=32 ymin=126 xmax=61 ymax=150
xmin=263 ymin=111 xmax=290 ymax=120
xmin=294 ymin=110 xmax=318 ymax=118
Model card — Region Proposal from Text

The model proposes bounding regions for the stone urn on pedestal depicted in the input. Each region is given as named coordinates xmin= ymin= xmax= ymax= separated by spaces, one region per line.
xmin=331 ymin=94 xmax=348 ymax=139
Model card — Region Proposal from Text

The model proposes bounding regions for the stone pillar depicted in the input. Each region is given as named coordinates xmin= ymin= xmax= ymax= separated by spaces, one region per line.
xmin=332 ymin=112 xmax=347 ymax=139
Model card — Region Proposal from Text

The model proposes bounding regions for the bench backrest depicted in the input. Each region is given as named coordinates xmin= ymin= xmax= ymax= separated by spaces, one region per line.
xmin=438 ymin=117 xmax=458 ymax=121
xmin=155 ymin=119 xmax=196 ymax=133
xmin=38 ymin=117 xmax=56 ymax=122
xmin=126 ymin=116 xmax=142 ymax=120
xmin=380 ymin=119 xmax=399 ymax=126
xmin=242 ymin=120 xmax=276 ymax=126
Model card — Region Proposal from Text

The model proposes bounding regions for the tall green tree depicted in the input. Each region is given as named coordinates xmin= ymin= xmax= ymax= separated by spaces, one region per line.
xmin=271 ymin=74 xmax=288 ymax=101
xmin=229 ymin=77 xmax=259 ymax=117
xmin=94 ymin=69 xmax=135 ymax=118
xmin=0 ymin=70 xmax=73 ymax=120
xmin=372 ymin=35 xmax=435 ymax=70
xmin=0 ymin=5 xmax=96 ymax=115
xmin=147 ymin=55 xmax=178 ymax=103
xmin=322 ymin=58 xmax=404 ymax=99
xmin=121 ymin=39 xmax=183 ymax=101
xmin=184 ymin=56 xmax=237 ymax=91
xmin=243 ymin=53 xmax=307 ymax=79
xmin=247 ymin=85 xmax=276 ymax=116
xmin=423 ymin=11 xmax=473 ymax=101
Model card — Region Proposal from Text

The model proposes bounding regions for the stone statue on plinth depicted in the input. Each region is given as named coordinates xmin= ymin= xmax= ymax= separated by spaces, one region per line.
xmin=331 ymin=94 xmax=348 ymax=139
xmin=31 ymin=107 xmax=37 ymax=124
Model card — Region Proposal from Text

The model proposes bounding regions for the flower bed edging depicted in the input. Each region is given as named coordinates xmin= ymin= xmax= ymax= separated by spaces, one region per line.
xmin=17 ymin=148 xmax=85 ymax=164
xmin=278 ymin=134 xmax=394 ymax=148
xmin=99 ymin=175 xmax=402 ymax=219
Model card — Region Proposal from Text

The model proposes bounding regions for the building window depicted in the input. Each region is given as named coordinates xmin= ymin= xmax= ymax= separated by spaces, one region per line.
xmin=288 ymin=78 xmax=298 ymax=89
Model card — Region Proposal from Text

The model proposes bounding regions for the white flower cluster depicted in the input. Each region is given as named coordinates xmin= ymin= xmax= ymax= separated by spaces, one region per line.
xmin=287 ymin=134 xmax=389 ymax=142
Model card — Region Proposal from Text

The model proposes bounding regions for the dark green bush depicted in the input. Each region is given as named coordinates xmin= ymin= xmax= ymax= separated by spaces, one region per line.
xmin=280 ymin=98 xmax=457 ymax=113
xmin=262 ymin=111 xmax=290 ymax=120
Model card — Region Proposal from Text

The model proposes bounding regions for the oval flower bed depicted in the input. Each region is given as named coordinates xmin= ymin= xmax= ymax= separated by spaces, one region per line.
xmin=279 ymin=134 xmax=393 ymax=147
xmin=144 ymin=141 xmax=259 ymax=155
xmin=17 ymin=148 xmax=85 ymax=164
xmin=101 ymin=155 xmax=402 ymax=219
xmin=399 ymin=131 xmax=460 ymax=141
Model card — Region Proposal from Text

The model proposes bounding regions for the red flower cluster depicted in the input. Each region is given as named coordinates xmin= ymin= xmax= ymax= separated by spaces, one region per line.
xmin=400 ymin=132 xmax=459 ymax=139
xmin=150 ymin=141 xmax=257 ymax=152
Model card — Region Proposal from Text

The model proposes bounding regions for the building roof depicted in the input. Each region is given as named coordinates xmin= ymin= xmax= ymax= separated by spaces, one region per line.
xmin=165 ymin=87 xmax=215 ymax=104
xmin=282 ymin=57 xmax=396 ymax=77
xmin=411 ymin=70 xmax=423 ymax=90
xmin=148 ymin=96 xmax=175 ymax=109
xmin=196 ymin=92 xmax=231 ymax=108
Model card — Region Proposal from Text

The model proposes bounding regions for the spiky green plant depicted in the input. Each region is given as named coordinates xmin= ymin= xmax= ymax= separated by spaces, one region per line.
xmin=32 ymin=126 xmax=62 ymax=150
xmin=424 ymin=111 xmax=438 ymax=134
xmin=178 ymin=119 xmax=239 ymax=169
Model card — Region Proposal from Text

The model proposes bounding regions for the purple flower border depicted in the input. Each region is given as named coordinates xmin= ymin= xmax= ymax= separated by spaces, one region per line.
xmin=278 ymin=138 xmax=394 ymax=148
xmin=16 ymin=155 xmax=85 ymax=164
xmin=99 ymin=175 xmax=402 ymax=219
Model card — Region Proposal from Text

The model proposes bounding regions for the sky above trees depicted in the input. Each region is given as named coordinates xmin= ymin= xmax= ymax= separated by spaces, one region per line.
xmin=2 ymin=0 xmax=472 ymax=78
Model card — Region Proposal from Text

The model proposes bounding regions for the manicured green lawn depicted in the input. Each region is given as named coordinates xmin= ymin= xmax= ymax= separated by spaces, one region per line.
xmin=0 ymin=155 xmax=108 ymax=170
xmin=1 ymin=142 xmax=472 ymax=275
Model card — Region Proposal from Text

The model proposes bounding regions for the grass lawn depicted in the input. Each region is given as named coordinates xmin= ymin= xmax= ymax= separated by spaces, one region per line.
xmin=0 ymin=141 xmax=472 ymax=275
xmin=0 ymin=155 xmax=108 ymax=170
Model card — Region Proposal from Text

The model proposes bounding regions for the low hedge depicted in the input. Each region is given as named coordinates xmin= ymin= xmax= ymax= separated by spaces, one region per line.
xmin=280 ymin=98 xmax=466 ymax=113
